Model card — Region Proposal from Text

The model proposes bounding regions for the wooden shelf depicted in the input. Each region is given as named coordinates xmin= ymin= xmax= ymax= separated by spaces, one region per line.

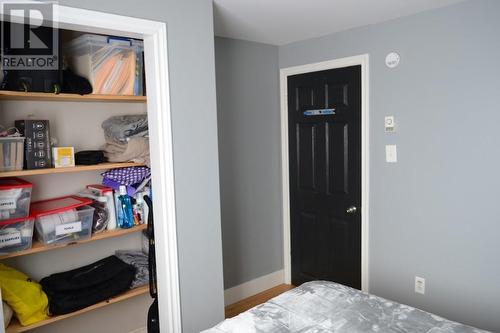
xmin=0 ymin=162 xmax=145 ymax=178
xmin=0 ymin=224 xmax=147 ymax=260
xmin=6 ymin=285 xmax=149 ymax=332
xmin=0 ymin=91 xmax=146 ymax=103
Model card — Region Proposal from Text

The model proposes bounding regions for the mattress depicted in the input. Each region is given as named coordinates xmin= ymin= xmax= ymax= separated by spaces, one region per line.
xmin=204 ymin=281 xmax=489 ymax=333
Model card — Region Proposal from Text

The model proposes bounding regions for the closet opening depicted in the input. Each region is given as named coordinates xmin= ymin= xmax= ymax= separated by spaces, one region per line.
xmin=0 ymin=5 xmax=180 ymax=333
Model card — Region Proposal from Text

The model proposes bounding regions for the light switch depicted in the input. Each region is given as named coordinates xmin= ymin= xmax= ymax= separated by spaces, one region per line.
xmin=415 ymin=276 xmax=426 ymax=295
xmin=386 ymin=145 xmax=397 ymax=163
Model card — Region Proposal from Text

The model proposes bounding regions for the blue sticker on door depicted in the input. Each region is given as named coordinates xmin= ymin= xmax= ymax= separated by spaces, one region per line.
xmin=303 ymin=108 xmax=336 ymax=116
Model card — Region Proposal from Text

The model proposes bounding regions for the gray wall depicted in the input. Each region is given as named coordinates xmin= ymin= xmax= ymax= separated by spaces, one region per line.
xmin=52 ymin=1 xmax=225 ymax=332
xmin=280 ymin=0 xmax=500 ymax=331
xmin=215 ymin=38 xmax=282 ymax=289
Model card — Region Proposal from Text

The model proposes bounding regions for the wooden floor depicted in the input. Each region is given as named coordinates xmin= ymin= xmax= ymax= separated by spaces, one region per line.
xmin=225 ymin=284 xmax=295 ymax=318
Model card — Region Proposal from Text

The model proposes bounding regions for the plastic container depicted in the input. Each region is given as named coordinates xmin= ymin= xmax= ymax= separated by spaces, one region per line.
xmin=134 ymin=194 xmax=145 ymax=225
xmin=0 ymin=137 xmax=25 ymax=172
xmin=86 ymin=184 xmax=117 ymax=230
xmin=0 ymin=178 xmax=32 ymax=221
xmin=64 ymin=34 xmax=144 ymax=96
xmin=31 ymin=196 xmax=95 ymax=246
xmin=130 ymin=39 xmax=145 ymax=96
xmin=0 ymin=216 xmax=34 ymax=254
xmin=90 ymin=196 xmax=109 ymax=233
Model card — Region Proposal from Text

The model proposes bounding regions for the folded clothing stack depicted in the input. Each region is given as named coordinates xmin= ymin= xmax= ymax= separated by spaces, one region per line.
xmin=115 ymin=250 xmax=149 ymax=288
xmin=102 ymin=137 xmax=149 ymax=165
xmin=102 ymin=115 xmax=148 ymax=143
xmin=101 ymin=115 xmax=149 ymax=166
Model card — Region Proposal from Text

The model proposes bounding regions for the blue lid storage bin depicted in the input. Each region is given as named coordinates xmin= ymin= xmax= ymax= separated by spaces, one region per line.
xmin=64 ymin=34 xmax=144 ymax=96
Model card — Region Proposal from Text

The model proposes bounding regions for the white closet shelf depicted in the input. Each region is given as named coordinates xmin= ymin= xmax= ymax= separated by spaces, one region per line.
xmin=0 ymin=90 xmax=147 ymax=102
xmin=0 ymin=224 xmax=147 ymax=260
xmin=5 ymin=285 xmax=149 ymax=332
xmin=0 ymin=162 xmax=145 ymax=178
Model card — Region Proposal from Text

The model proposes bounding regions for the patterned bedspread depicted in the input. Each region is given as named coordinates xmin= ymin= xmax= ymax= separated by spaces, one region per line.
xmin=203 ymin=281 xmax=489 ymax=333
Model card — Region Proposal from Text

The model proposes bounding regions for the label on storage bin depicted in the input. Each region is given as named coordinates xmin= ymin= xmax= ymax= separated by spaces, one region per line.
xmin=55 ymin=221 xmax=82 ymax=236
xmin=0 ymin=231 xmax=22 ymax=247
xmin=21 ymin=228 xmax=32 ymax=237
xmin=0 ymin=198 xmax=17 ymax=210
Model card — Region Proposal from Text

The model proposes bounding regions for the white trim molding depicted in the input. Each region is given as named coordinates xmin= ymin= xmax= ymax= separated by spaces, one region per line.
xmin=128 ymin=328 xmax=147 ymax=333
xmin=280 ymin=54 xmax=370 ymax=292
xmin=0 ymin=4 xmax=182 ymax=332
xmin=224 ymin=270 xmax=285 ymax=306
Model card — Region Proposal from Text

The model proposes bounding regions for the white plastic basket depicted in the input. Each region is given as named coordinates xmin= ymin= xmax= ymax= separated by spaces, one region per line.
xmin=0 ymin=137 xmax=25 ymax=172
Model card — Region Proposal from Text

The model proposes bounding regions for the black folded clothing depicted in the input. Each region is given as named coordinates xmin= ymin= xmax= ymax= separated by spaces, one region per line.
xmin=40 ymin=255 xmax=136 ymax=315
xmin=75 ymin=150 xmax=106 ymax=165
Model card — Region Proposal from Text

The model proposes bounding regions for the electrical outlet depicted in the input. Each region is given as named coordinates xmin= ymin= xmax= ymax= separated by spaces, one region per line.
xmin=415 ymin=276 xmax=425 ymax=295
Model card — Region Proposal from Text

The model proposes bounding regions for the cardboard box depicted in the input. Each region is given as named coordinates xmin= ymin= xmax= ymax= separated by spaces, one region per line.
xmin=52 ymin=147 xmax=75 ymax=168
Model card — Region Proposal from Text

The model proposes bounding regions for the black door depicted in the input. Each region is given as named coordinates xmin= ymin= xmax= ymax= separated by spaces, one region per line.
xmin=288 ymin=65 xmax=361 ymax=288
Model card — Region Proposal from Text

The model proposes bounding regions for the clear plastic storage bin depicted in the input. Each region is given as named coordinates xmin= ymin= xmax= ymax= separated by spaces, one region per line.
xmin=0 ymin=216 xmax=34 ymax=254
xmin=31 ymin=196 xmax=94 ymax=246
xmin=65 ymin=34 xmax=144 ymax=96
xmin=0 ymin=137 xmax=25 ymax=172
xmin=0 ymin=178 xmax=32 ymax=221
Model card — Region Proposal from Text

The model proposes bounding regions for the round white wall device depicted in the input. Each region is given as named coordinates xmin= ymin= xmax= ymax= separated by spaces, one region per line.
xmin=385 ymin=52 xmax=400 ymax=68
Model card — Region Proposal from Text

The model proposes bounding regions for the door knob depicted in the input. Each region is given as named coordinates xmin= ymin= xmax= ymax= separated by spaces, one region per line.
xmin=346 ymin=206 xmax=357 ymax=214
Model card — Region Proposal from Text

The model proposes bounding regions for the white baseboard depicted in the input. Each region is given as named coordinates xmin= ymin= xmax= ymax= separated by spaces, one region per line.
xmin=128 ymin=328 xmax=147 ymax=333
xmin=224 ymin=269 xmax=285 ymax=306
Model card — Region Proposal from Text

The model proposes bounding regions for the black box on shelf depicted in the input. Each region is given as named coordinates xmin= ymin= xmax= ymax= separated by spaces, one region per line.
xmin=14 ymin=120 xmax=52 ymax=169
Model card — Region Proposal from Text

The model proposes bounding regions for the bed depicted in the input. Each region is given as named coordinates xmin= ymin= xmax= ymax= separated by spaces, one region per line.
xmin=203 ymin=281 xmax=489 ymax=333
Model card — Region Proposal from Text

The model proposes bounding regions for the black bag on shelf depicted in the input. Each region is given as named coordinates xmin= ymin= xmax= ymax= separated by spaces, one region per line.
xmin=75 ymin=150 xmax=106 ymax=165
xmin=61 ymin=69 xmax=93 ymax=95
xmin=40 ymin=255 xmax=136 ymax=315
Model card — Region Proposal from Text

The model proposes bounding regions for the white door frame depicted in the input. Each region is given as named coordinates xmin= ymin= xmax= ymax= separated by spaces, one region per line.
xmin=0 ymin=4 xmax=181 ymax=332
xmin=280 ymin=54 xmax=370 ymax=292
